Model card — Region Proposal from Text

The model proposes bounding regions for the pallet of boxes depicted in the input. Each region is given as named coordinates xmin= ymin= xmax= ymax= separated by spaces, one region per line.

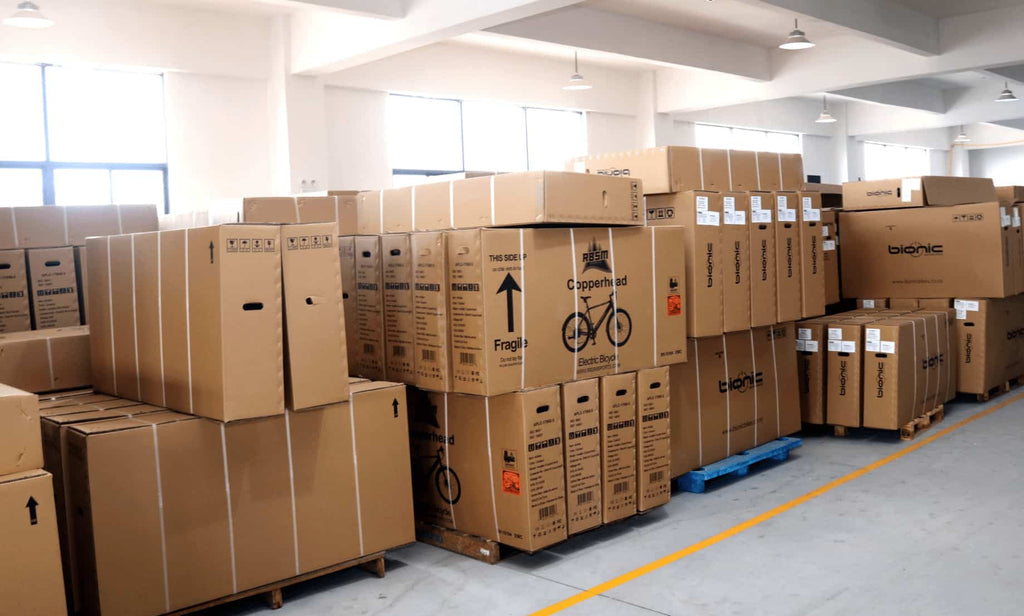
xmin=581 ymin=146 xmax=809 ymax=492
xmin=796 ymin=176 xmax=1021 ymax=438
xmin=36 ymin=200 xmax=414 ymax=616
xmin=312 ymin=172 xmax=685 ymax=561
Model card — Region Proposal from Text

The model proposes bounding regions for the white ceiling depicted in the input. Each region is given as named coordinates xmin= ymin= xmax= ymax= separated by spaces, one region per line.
xmin=891 ymin=0 xmax=1024 ymax=18
xmin=455 ymin=32 xmax=663 ymax=71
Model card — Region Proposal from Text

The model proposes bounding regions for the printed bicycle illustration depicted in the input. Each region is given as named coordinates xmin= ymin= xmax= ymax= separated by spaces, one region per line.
xmin=419 ymin=445 xmax=462 ymax=505
xmin=561 ymin=292 xmax=633 ymax=352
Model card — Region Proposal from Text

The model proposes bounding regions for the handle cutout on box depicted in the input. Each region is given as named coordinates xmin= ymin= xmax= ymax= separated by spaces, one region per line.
xmin=758 ymin=224 xmax=768 ymax=230
xmin=242 ymin=302 xmax=264 ymax=311
xmin=342 ymin=292 xmax=349 ymax=300
xmin=45 ymin=260 xmax=61 ymax=267
xmin=576 ymin=395 xmax=590 ymax=404
xmin=0 ymin=264 xmax=9 ymax=270
xmin=361 ymin=251 xmax=372 ymax=258
xmin=649 ymin=381 xmax=662 ymax=390
xmin=390 ymin=248 xmax=401 ymax=256
xmin=305 ymin=296 xmax=323 ymax=306
xmin=535 ymin=404 xmax=550 ymax=414
xmin=615 ymin=388 xmax=627 ymax=397
xmin=602 ymin=190 xmax=608 ymax=209
xmin=875 ymin=353 xmax=888 ymax=358
xmin=456 ymin=246 xmax=470 ymax=256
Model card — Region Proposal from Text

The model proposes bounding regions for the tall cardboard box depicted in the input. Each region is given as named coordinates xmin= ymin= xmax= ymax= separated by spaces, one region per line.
xmin=722 ymin=330 xmax=759 ymax=453
xmin=561 ymin=379 xmax=602 ymax=535
xmin=0 ymin=326 xmax=90 ymax=393
xmin=822 ymin=210 xmax=840 ymax=305
xmin=409 ymin=388 xmax=567 ymax=551
xmin=954 ymin=296 xmax=1024 ymax=394
xmin=636 ymin=367 xmax=671 ymax=512
xmin=842 ymin=176 xmax=995 ymax=211
xmin=797 ymin=192 xmax=826 ymax=318
xmin=645 ymin=191 xmax=724 ymax=337
xmin=339 ymin=236 xmax=359 ymax=375
xmin=381 ymin=233 xmax=416 ymax=384
xmin=753 ymin=323 xmax=801 ymax=442
xmin=131 ymin=233 xmax=165 ymax=407
xmin=600 ymin=372 xmax=637 ymax=523
xmin=0 ymin=204 xmax=158 ymax=250
xmin=0 ymin=384 xmax=43 ymax=476
xmin=861 ymin=320 xmax=919 ymax=429
xmin=0 ymin=248 xmax=30 ymax=333
xmin=796 ymin=319 xmax=828 ymax=424
xmin=0 ymin=470 xmax=67 ymax=616
xmin=243 ymin=195 xmax=357 ymax=234
xmin=668 ymin=338 xmax=715 ymax=477
xmin=411 ymin=232 xmax=452 ymax=391
xmin=326 ymin=190 xmax=360 ymax=236
xmin=352 ymin=236 xmax=387 ymax=380
xmin=721 ymin=192 xmax=751 ymax=332
xmin=281 ymin=223 xmax=349 ymax=409
xmin=107 ymin=235 xmax=140 ymax=402
xmin=825 ymin=318 xmax=876 ymax=428
xmin=748 ymin=191 xmax=777 ymax=327
xmin=156 ymin=230 xmax=191 ymax=413
xmin=27 ymin=246 xmax=81 ymax=330
xmin=773 ymin=192 xmax=802 ymax=322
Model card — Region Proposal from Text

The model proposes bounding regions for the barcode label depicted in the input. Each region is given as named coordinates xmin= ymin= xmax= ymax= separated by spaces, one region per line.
xmin=649 ymin=470 xmax=664 ymax=483
xmin=362 ymin=343 xmax=375 ymax=354
xmin=421 ymin=349 xmax=437 ymax=362
xmin=538 ymin=505 xmax=558 ymax=520
xmin=613 ymin=480 xmax=630 ymax=495
xmin=392 ymin=345 xmax=406 ymax=357
xmin=576 ymin=491 xmax=594 ymax=505
xmin=459 ymin=352 xmax=476 ymax=366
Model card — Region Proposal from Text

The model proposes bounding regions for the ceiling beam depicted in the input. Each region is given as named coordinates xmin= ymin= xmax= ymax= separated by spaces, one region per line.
xmin=286 ymin=0 xmax=406 ymax=19
xmin=750 ymin=0 xmax=939 ymax=56
xmin=486 ymin=5 xmax=771 ymax=81
xmin=830 ymin=81 xmax=948 ymax=114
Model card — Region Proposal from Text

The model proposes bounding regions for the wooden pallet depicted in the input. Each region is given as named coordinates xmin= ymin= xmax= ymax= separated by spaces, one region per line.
xmin=899 ymin=405 xmax=945 ymax=441
xmin=976 ymin=381 xmax=1012 ymax=403
xmin=165 ymin=551 xmax=386 ymax=614
xmin=415 ymin=522 xmax=504 ymax=564
xmin=674 ymin=437 xmax=802 ymax=494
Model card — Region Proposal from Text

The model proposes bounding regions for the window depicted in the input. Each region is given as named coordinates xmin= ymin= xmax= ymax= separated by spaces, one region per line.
xmin=0 ymin=62 xmax=168 ymax=211
xmin=694 ymin=123 xmax=802 ymax=154
xmin=863 ymin=142 xmax=929 ymax=181
xmin=387 ymin=94 xmax=585 ymax=186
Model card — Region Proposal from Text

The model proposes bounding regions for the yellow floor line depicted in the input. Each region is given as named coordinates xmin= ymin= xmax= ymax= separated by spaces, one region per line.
xmin=531 ymin=393 xmax=1023 ymax=616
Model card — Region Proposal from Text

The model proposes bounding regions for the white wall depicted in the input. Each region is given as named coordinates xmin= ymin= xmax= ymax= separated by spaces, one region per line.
xmin=970 ymin=146 xmax=1024 ymax=185
xmin=586 ymin=113 xmax=639 ymax=156
xmin=325 ymin=87 xmax=392 ymax=190
xmin=163 ymin=72 xmax=273 ymax=212
xmin=801 ymin=135 xmax=838 ymax=183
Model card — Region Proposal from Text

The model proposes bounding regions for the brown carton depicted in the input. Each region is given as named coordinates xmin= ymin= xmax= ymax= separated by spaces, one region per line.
xmin=585 ymin=146 xmax=703 ymax=194
xmin=0 ymin=326 xmax=90 ymax=393
xmin=0 ymin=205 xmax=158 ymax=250
xmin=748 ymin=192 xmax=777 ymax=327
xmin=995 ymin=185 xmax=1024 ymax=207
xmin=773 ymin=192 xmax=803 ymax=322
xmin=755 ymin=323 xmax=801 ymax=442
xmin=107 ymin=236 xmax=140 ymax=401
xmin=858 ymin=298 xmax=889 ymax=309
xmin=645 ymin=191 xmax=723 ymax=337
xmin=668 ymin=337 xmax=721 ymax=476
xmin=796 ymin=319 xmax=828 ymax=424
xmin=842 ymin=176 xmax=995 ymax=211
xmin=326 ymin=190 xmax=361 ymax=236
xmin=953 ymin=297 xmax=1024 ymax=394
xmin=281 ymin=223 xmax=349 ymax=409
xmin=862 ymin=320 xmax=919 ymax=429
xmin=409 ymin=388 xmax=567 ymax=551
xmin=156 ymin=230 xmax=191 ymax=412
xmin=840 ymin=202 xmax=1011 ymax=298
xmin=728 ymin=150 xmax=759 ymax=191
xmin=797 ymin=192 xmax=826 ymax=318
xmin=561 ymin=378 xmax=602 ymax=535
xmin=243 ymin=195 xmax=357 ymax=235
xmin=411 ymin=232 xmax=451 ymax=391
xmin=821 ymin=210 xmax=840 ymax=305
xmin=27 ymin=246 xmax=81 ymax=330
xmin=0 ymin=470 xmax=67 ymax=616
xmin=411 ymin=181 xmax=457 ymax=231
xmin=352 ymin=236 xmax=387 ymax=380
xmin=722 ymin=192 xmax=751 ymax=332
xmin=756 ymin=152 xmax=782 ymax=191
xmin=600 ymin=372 xmax=637 ymax=523
xmin=131 ymin=233 xmax=165 ymax=406
xmin=0 ymin=248 xmax=30 ymax=333
xmin=780 ymin=153 xmax=805 ymax=191
xmin=381 ymin=233 xmax=416 ymax=383
xmin=825 ymin=318 xmax=874 ymax=427
xmin=635 ymin=367 xmax=671 ymax=512
xmin=339 ymin=236 xmax=358 ymax=374
xmin=0 ymin=384 xmax=42 ymax=476
xmin=446 ymin=227 xmax=686 ymax=396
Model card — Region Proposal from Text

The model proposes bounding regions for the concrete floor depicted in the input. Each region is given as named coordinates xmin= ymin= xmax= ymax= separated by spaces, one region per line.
xmin=202 ymin=393 xmax=1024 ymax=616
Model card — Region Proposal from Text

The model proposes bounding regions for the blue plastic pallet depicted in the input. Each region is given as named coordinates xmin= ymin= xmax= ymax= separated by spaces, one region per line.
xmin=675 ymin=437 xmax=802 ymax=494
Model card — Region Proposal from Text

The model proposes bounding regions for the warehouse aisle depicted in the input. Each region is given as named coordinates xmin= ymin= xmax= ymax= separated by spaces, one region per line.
xmin=203 ymin=394 xmax=1024 ymax=616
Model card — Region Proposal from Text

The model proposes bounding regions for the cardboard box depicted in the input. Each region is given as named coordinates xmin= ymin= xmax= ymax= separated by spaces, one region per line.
xmin=409 ymin=388 xmax=567 ymax=551
xmin=27 ymin=246 xmax=81 ymax=330
xmin=381 ymin=234 xmax=416 ymax=383
xmin=995 ymin=185 xmax=1024 ymax=207
xmin=748 ymin=192 xmax=777 ymax=327
xmin=411 ymin=232 xmax=452 ymax=392
xmin=774 ymin=192 xmax=803 ymax=322
xmin=722 ymin=192 xmax=751 ymax=332
xmin=0 ymin=248 xmax=30 ymax=333
xmin=74 ymin=246 xmax=88 ymax=325
xmin=106 ymin=236 xmax=141 ymax=402
xmin=0 ymin=326 xmax=90 ymax=393
xmin=0 ymin=205 xmax=158 ymax=250
xmin=584 ymin=146 xmax=704 ymax=194
xmin=446 ymin=226 xmax=686 ymax=396
xmin=840 ymin=202 xmax=1012 ymax=298
xmin=636 ymin=367 xmax=671 ymax=512
xmin=757 ymin=322 xmax=802 ymax=442
xmin=131 ymin=233 xmax=164 ymax=406
xmin=796 ymin=319 xmax=828 ymax=424
xmin=825 ymin=317 xmax=875 ymax=427
xmin=728 ymin=150 xmax=758 ymax=191
xmin=821 ymin=210 xmax=840 ymax=305
xmin=0 ymin=470 xmax=67 ymax=616
xmin=857 ymin=298 xmax=889 ymax=309
xmin=600 ymin=372 xmax=637 ymax=523
xmin=861 ymin=320 xmax=921 ymax=429
xmin=645 ymin=191 xmax=723 ymax=337
xmin=155 ymin=230 xmax=191 ymax=412
xmin=842 ymin=176 xmax=996 ymax=211
xmin=0 ymin=384 xmax=42 ymax=476
xmin=339 ymin=236 xmax=358 ymax=376
xmin=797 ymin=192 xmax=826 ymax=318
xmin=326 ymin=190 xmax=360 ymax=236
xmin=352 ymin=235 xmax=387 ymax=380
xmin=954 ymin=296 xmax=1024 ymax=394
xmin=281 ymin=223 xmax=349 ymax=409
xmin=243 ymin=196 xmax=357 ymax=235
xmin=560 ymin=378 xmax=602 ymax=535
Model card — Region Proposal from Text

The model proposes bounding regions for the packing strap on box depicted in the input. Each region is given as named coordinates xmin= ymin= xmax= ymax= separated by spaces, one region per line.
xmin=149 ymin=423 xmax=172 ymax=613
xmin=45 ymin=337 xmax=55 ymax=391
xmin=720 ymin=335 xmax=733 ymax=456
xmin=104 ymin=236 xmax=119 ymax=394
xmin=342 ymin=403 xmax=367 ymax=557
xmin=768 ymin=327 xmax=782 ymax=438
xmin=748 ymin=330 xmax=759 ymax=446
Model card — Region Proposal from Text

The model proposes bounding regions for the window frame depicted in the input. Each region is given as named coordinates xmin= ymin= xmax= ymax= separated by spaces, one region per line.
xmin=862 ymin=140 xmax=930 ymax=181
xmin=0 ymin=63 xmax=170 ymax=212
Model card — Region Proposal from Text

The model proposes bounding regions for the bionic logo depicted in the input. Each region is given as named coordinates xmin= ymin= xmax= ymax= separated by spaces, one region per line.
xmin=887 ymin=242 xmax=944 ymax=257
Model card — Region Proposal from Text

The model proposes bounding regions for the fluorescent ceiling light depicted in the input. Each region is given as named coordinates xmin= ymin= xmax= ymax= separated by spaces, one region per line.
xmin=3 ymin=2 xmax=54 ymax=28
xmin=563 ymin=50 xmax=592 ymax=91
xmin=780 ymin=19 xmax=813 ymax=50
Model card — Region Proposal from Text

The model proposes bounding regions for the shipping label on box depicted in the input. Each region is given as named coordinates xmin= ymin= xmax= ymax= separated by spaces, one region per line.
xmin=353 ymin=236 xmax=387 ymax=380
xmin=749 ymin=193 xmax=777 ymax=328
xmin=411 ymin=232 xmax=452 ymax=391
xmin=27 ymin=246 xmax=81 ymax=330
xmin=636 ymin=367 xmax=670 ymax=512
xmin=561 ymin=379 xmax=602 ymax=535
xmin=381 ymin=234 xmax=416 ymax=384
xmin=0 ymin=249 xmax=30 ymax=333
xmin=601 ymin=372 xmax=637 ymax=523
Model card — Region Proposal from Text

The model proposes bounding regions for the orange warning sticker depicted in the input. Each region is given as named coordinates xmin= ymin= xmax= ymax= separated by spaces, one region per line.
xmin=502 ymin=470 xmax=521 ymax=495
xmin=667 ymin=294 xmax=682 ymax=316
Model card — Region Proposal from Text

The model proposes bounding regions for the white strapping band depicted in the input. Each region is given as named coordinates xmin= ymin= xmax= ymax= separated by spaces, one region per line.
xmin=755 ymin=154 xmax=763 ymax=190
xmin=293 ymin=198 xmax=301 ymax=223
xmin=410 ymin=186 xmax=417 ymax=230
xmin=378 ymin=191 xmax=385 ymax=234
xmin=694 ymin=338 xmax=703 ymax=465
xmin=9 ymin=209 xmax=17 ymax=248
xmin=777 ymin=154 xmax=784 ymax=190
xmin=184 ymin=233 xmax=194 ymax=414
xmin=726 ymin=150 xmax=734 ymax=191
xmin=519 ymin=229 xmax=527 ymax=390
xmin=283 ymin=410 xmax=301 ymax=575
xmin=116 ymin=205 xmax=124 ymax=235
xmin=443 ymin=393 xmax=456 ymax=529
xmin=749 ymin=330 xmax=758 ymax=445
xmin=770 ymin=326 xmax=781 ymax=435
xmin=931 ymin=317 xmax=942 ymax=404
xmin=131 ymin=236 xmax=141 ymax=398
xmin=348 ymin=397 xmax=365 ymax=556
xmin=45 ymin=337 xmax=55 ymax=391
xmin=607 ymin=228 xmax=619 ymax=371
xmin=484 ymin=397 xmax=499 ymax=540
xmin=650 ymin=230 xmax=658 ymax=365
xmin=333 ymin=197 xmax=339 ymax=227
xmin=218 ymin=424 xmax=239 ymax=594
xmin=569 ymin=229 xmax=579 ymax=381
xmin=909 ymin=320 xmax=919 ymax=412
xmin=156 ymin=233 xmax=167 ymax=407
xmin=489 ymin=176 xmax=496 ymax=226
xmin=448 ymin=181 xmax=455 ymax=229
xmin=151 ymin=425 xmax=171 ymax=613
xmin=698 ymin=148 xmax=706 ymax=190
xmin=106 ymin=237 xmax=118 ymax=394
xmin=722 ymin=334 xmax=731 ymax=454
xmin=62 ymin=207 xmax=69 ymax=246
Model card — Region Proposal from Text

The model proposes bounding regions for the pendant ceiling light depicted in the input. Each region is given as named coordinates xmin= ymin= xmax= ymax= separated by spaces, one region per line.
xmin=779 ymin=19 xmax=814 ymax=50
xmin=953 ymin=126 xmax=971 ymax=143
xmin=995 ymin=81 xmax=1019 ymax=102
xmin=2 ymin=2 xmax=54 ymax=28
xmin=815 ymin=95 xmax=837 ymax=123
xmin=562 ymin=50 xmax=592 ymax=91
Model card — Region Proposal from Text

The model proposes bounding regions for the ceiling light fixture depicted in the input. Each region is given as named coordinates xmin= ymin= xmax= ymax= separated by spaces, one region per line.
xmin=779 ymin=18 xmax=814 ymax=50
xmin=995 ymin=81 xmax=1019 ymax=102
xmin=562 ymin=50 xmax=592 ymax=91
xmin=3 ymin=2 xmax=54 ymax=28
xmin=953 ymin=126 xmax=971 ymax=143
xmin=815 ymin=95 xmax=837 ymax=123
